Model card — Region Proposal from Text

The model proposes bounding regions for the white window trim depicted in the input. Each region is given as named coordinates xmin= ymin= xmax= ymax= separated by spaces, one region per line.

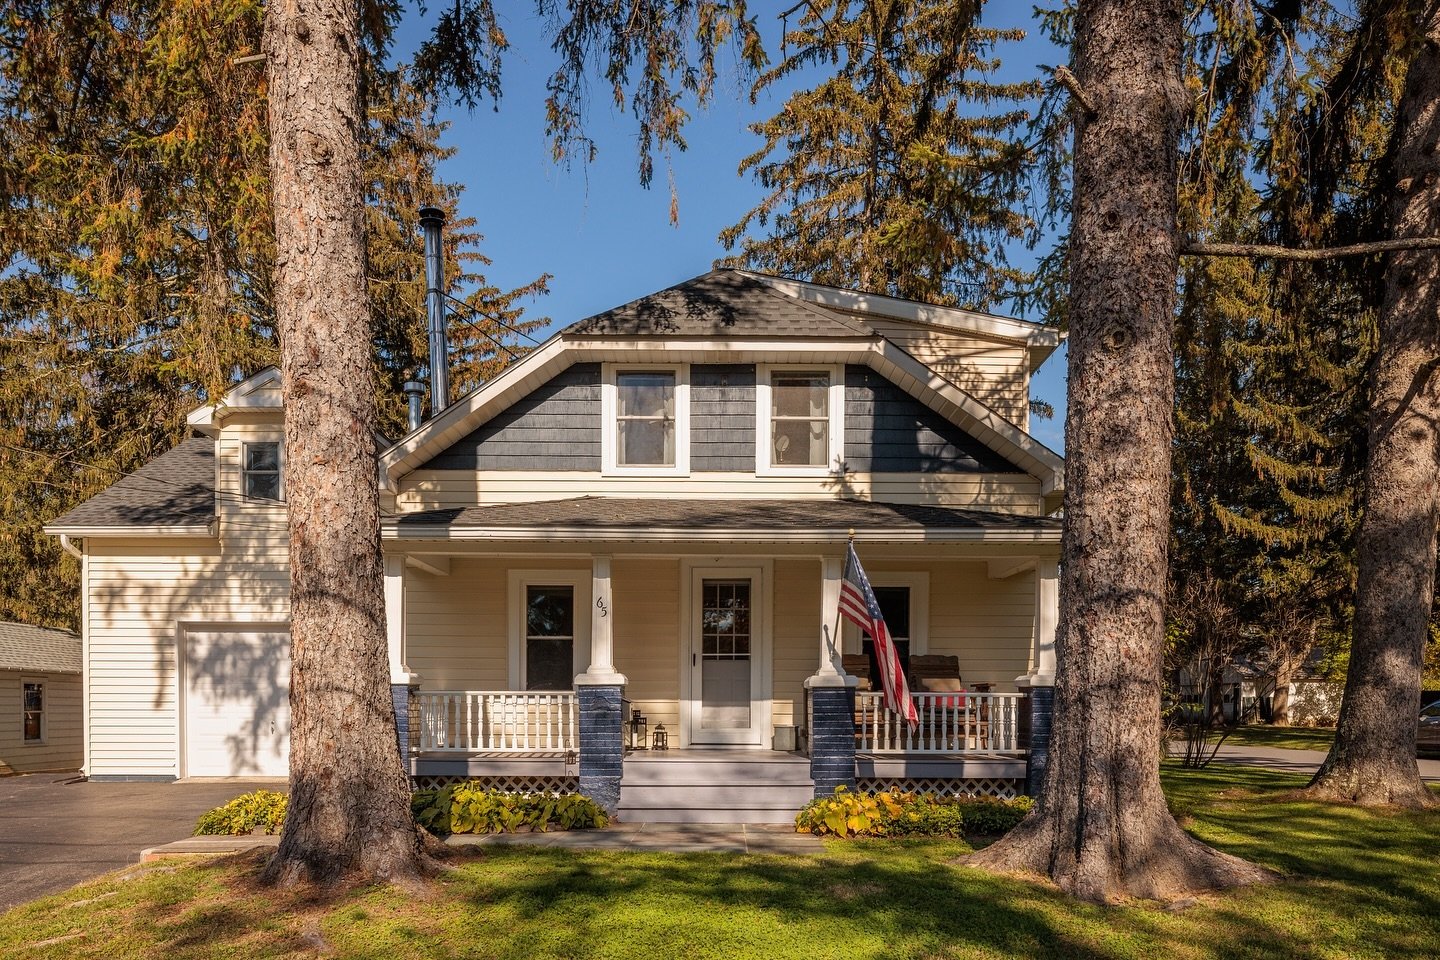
xmin=507 ymin=570 xmax=593 ymax=689
xmin=842 ymin=572 xmax=929 ymax=656
xmin=756 ymin=363 xmax=845 ymax=477
xmin=21 ymin=677 xmax=45 ymax=745
xmin=241 ymin=440 xmax=285 ymax=502
xmin=601 ymin=363 xmax=690 ymax=477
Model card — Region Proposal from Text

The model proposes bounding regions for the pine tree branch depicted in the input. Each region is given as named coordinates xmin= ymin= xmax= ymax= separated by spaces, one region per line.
xmin=1052 ymin=66 xmax=1097 ymax=117
xmin=1183 ymin=236 xmax=1440 ymax=260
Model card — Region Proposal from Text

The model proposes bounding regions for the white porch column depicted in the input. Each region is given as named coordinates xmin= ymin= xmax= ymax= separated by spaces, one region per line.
xmin=384 ymin=554 xmax=417 ymax=684
xmin=805 ymin=555 xmax=856 ymax=689
xmin=1019 ymin=559 xmax=1059 ymax=686
xmin=576 ymin=554 xmax=627 ymax=685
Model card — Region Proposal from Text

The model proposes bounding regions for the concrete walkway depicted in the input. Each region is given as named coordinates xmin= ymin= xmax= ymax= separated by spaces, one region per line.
xmin=1209 ymin=744 xmax=1440 ymax=782
xmin=142 ymin=823 xmax=824 ymax=861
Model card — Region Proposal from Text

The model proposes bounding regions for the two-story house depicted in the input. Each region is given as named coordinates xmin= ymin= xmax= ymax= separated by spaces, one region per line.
xmin=46 ymin=263 xmax=1063 ymax=824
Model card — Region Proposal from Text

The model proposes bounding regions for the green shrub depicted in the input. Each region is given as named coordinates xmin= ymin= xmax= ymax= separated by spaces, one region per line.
xmin=193 ymin=790 xmax=289 ymax=836
xmin=412 ymin=784 xmax=608 ymax=836
xmin=795 ymin=786 xmax=1032 ymax=839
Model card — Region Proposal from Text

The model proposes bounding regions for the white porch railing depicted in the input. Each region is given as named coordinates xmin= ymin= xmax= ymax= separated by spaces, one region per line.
xmin=855 ymin=691 xmax=1025 ymax=754
xmin=415 ymin=691 xmax=578 ymax=753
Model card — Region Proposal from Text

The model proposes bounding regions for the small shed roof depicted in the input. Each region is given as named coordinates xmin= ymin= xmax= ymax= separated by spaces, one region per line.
xmin=44 ymin=437 xmax=215 ymax=533
xmin=0 ymin=621 xmax=81 ymax=674
xmin=388 ymin=496 xmax=1061 ymax=542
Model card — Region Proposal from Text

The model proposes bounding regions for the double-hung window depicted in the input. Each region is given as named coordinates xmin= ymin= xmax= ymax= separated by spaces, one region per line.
xmin=757 ymin=365 xmax=845 ymax=475
xmin=22 ymin=681 xmax=43 ymax=742
xmin=242 ymin=441 xmax=283 ymax=501
xmin=508 ymin=571 xmax=592 ymax=689
xmin=602 ymin=365 xmax=689 ymax=475
xmin=524 ymin=585 xmax=576 ymax=691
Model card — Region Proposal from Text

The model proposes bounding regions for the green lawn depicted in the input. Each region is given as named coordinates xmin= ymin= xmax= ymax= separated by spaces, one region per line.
xmin=3 ymin=765 xmax=1437 ymax=960
xmin=1219 ymin=725 xmax=1336 ymax=751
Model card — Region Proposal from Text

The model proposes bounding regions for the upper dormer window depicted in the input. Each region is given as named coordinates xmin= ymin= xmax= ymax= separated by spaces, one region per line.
xmin=243 ymin=441 xmax=283 ymax=501
xmin=602 ymin=364 xmax=690 ymax=475
xmin=757 ymin=365 xmax=845 ymax=475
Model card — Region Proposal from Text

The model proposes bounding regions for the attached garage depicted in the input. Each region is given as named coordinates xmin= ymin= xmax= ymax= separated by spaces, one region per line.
xmin=181 ymin=626 xmax=291 ymax=778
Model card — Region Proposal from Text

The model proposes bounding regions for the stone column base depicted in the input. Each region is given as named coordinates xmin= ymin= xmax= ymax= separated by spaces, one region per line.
xmin=808 ymin=685 xmax=857 ymax=797
xmin=577 ymin=684 xmax=625 ymax=813
xmin=1022 ymin=684 xmax=1054 ymax=798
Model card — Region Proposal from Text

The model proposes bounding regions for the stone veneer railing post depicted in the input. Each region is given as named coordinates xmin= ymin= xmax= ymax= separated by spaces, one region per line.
xmin=575 ymin=684 xmax=625 ymax=813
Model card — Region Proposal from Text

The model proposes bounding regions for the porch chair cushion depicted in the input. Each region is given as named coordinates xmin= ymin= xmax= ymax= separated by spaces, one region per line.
xmin=917 ymin=676 xmax=965 ymax=693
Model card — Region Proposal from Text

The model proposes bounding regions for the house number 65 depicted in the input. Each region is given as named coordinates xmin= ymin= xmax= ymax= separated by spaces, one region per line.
xmin=596 ymin=597 xmax=608 ymax=618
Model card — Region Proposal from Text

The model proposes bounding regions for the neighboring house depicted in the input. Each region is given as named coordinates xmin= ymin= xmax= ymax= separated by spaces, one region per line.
xmin=46 ymin=268 xmax=1065 ymax=822
xmin=0 ymin=621 xmax=82 ymax=775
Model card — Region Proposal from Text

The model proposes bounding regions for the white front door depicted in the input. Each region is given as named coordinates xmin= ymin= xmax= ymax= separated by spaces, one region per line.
xmin=688 ymin=567 xmax=765 ymax=745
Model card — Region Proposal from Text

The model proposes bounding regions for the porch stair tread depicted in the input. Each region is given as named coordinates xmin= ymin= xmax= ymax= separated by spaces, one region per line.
xmin=617 ymin=750 xmax=814 ymax=825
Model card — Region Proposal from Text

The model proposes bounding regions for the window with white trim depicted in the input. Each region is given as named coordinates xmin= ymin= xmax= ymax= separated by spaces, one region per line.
xmin=757 ymin=364 xmax=844 ymax=475
xmin=22 ymin=680 xmax=43 ymax=742
xmin=524 ymin=585 xmax=576 ymax=691
xmin=601 ymin=364 xmax=690 ymax=475
xmin=508 ymin=570 xmax=592 ymax=689
xmin=843 ymin=571 xmax=929 ymax=669
xmin=242 ymin=441 xmax=283 ymax=501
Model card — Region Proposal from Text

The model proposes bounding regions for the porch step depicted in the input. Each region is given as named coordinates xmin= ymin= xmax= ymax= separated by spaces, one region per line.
xmin=617 ymin=750 xmax=814 ymax=825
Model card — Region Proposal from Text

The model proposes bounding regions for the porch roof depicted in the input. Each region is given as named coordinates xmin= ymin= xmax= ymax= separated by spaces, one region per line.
xmin=384 ymin=497 xmax=1061 ymax=543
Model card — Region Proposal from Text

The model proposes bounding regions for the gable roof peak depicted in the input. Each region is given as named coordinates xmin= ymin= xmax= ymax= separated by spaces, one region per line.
xmin=565 ymin=268 xmax=873 ymax=339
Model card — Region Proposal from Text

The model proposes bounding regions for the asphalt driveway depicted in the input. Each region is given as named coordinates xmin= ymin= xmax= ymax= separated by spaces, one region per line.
xmin=0 ymin=774 xmax=281 ymax=912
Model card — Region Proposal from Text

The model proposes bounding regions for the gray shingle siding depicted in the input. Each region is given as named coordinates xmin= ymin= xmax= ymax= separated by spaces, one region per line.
xmin=691 ymin=364 xmax=756 ymax=472
xmin=422 ymin=363 xmax=602 ymax=471
xmin=844 ymin=366 xmax=1020 ymax=473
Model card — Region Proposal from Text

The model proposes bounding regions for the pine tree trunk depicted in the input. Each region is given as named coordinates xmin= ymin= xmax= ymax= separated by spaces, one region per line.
xmin=262 ymin=0 xmax=433 ymax=883
xmin=1306 ymin=17 xmax=1440 ymax=810
xmin=966 ymin=0 xmax=1272 ymax=901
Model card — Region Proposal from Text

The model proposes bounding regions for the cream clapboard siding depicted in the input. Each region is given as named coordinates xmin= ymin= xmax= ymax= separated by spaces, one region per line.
xmin=85 ymin=419 xmax=290 ymax=777
xmin=772 ymin=557 xmax=821 ymax=732
xmin=0 ymin=670 xmax=82 ymax=774
xmin=855 ymin=319 xmax=1031 ymax=427
xmin=611 ymin=558 xmax=682 ymax=731
xmin=396 ymin=471 xmax=1043 ymax=515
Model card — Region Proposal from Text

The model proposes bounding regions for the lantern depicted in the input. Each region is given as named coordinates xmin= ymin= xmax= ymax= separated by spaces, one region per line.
xmin=652 ymin=723 xmax=668 ymax=750
xmin=629 ymin=708 xmax=648 ymax=751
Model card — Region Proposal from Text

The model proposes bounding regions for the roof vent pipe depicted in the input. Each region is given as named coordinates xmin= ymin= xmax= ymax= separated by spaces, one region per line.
xmin=402 ymin=380 xmax=425 ymax=433
xmin=418 ymin=206 xmax=449 ymax=416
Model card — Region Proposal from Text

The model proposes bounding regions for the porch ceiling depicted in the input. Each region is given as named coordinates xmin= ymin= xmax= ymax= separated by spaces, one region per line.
xmin=383 ymin=496 xmax=1061 ymax=544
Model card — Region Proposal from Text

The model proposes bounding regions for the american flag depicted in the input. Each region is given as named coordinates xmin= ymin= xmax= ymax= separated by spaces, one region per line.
xmin=838 ymin=542 xmax=918 ymax=729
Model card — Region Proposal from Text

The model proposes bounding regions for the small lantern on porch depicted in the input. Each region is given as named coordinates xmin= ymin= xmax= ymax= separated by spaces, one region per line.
xmin=652 ymin=723 xmax=668 ymax=751
xmin=629 ymin=708 xmax=648 ymax=751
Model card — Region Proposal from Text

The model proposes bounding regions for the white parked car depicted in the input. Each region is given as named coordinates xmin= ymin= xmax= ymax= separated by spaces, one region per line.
xmin=1419 ymin=702 xmax=1440 ymax=755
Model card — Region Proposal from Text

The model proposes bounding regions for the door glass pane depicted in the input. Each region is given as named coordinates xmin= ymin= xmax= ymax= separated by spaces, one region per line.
xmin=700 ymin=579 xmax=752 ymax=729
xmin=526 ymin=586 xmax=574 ymax=690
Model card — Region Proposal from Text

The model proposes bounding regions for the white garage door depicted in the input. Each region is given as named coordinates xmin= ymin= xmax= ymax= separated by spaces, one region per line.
xmin=184 ymin=628 xmax=291 ymax=778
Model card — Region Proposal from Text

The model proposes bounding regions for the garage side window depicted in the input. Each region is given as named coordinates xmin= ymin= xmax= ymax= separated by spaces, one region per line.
xmin=243 ymin=442 xmax=282 ymax=501
xmin=22 ymin=681 xmax=43 ymax=742
xmin=525 ymin=585 xmax=575 ymax=690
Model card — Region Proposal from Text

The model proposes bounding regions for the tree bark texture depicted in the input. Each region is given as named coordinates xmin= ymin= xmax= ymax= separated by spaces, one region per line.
xmin=1307 ymin=17 xmax=1440 ymax=810
xmin=966 ymin=0 xmax=1273 ymax=901
xmin=262 ymin=0 xmax=432 ymax=882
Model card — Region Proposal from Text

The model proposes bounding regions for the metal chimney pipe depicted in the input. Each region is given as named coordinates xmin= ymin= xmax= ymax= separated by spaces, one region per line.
xmin=402 ymin=380 xmax=425 ymax=433
xmin=418 ymin=206 xmax=448 ymax=415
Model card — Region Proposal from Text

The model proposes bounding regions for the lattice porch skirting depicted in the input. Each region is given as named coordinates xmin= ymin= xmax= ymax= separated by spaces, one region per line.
xmin=412 ymin=774 xmax=581 ymax=794
xmin=855 ymin=776 xmax=1023 ymax=799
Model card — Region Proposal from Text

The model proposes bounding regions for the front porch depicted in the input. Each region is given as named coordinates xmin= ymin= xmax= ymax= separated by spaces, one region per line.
xmin=382 ymin=503 xmax=1059 ymax=817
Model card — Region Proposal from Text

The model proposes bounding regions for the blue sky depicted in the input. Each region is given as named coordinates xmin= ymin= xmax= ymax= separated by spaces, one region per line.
xmin=394 ymin=4 xmax=1068 ymax=451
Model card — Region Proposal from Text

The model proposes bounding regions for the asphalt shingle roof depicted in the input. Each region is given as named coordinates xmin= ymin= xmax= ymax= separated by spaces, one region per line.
xmin=390 ymin=497 xmax=1060 ymax=534
xmin=0 ymin=621 xmax=80 ymax=673
xmin=47 ymin=437 xmax=215 ymax=530
xmin=567 ymin=269 xmax=874 ymax=338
